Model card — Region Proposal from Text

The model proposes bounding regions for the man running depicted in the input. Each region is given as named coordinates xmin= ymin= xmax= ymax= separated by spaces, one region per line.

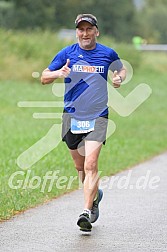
xmin=41 ymin=13 xmax=126 ymax=232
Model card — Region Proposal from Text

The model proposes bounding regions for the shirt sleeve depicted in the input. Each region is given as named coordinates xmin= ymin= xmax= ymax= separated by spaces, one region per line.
xmin=109 ymin=50 xmax=123 ymax=72
xmin=48 ymin=47 xmax=67 ymax=71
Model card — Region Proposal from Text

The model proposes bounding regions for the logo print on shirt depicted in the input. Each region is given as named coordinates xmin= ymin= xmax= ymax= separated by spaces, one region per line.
xmin=78 ymin=54 xmax=84 ymax=58
xmin=73 ymin=65 xmax=104 ymax=73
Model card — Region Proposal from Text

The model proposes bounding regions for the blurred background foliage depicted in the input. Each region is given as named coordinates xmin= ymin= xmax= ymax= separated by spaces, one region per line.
xmin=0 ymin=28 xmax=142 ymax=81
xmin=0 ymin=0 xmax=167 ymax=43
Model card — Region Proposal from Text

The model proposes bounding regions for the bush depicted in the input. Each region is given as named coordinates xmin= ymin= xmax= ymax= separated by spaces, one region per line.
xmin=0 ymin=29 xmax=143 ymax=82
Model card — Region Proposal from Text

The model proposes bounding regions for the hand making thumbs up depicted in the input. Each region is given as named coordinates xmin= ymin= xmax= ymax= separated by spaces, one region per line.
xmin=112 ymin=70 xmax=122 ymax=88
xmin=65 ymin=58 xmax=70 ymax=67
xmin=58 ymin=59 xmax=71 ymax=78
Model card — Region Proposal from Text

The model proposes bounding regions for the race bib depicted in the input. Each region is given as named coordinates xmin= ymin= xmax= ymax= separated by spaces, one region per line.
xmin=71 ymin=118 xmax=95 ymax=134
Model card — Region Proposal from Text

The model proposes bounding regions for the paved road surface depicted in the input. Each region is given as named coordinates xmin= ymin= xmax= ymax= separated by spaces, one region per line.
xmin=0 ymin=152 xmax=167 ymax=252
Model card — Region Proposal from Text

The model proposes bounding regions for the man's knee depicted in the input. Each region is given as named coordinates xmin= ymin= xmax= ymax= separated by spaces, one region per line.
xmin=84 ymin=158 xmax=98 ymax=173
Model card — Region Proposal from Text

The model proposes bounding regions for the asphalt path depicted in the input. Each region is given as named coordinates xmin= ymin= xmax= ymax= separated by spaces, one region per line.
xmin=0 ymin=152 xmax=167 ymax=252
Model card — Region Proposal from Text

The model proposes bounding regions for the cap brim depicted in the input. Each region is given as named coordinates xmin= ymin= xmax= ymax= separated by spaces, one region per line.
xmin=75 ymin=17 xmax=97 ymax=28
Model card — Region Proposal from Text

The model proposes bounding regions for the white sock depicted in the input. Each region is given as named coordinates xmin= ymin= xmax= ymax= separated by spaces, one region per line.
xmin=83 ymin=209 xmax=91 ymax=217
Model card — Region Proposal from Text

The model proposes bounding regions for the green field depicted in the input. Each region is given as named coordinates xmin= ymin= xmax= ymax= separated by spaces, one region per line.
xmin=0 ymin=29 xmax=167 ymax=220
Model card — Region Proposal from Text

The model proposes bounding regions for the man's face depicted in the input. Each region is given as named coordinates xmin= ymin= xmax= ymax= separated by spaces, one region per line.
xmin=76 ymin=21 xmax=99 ymax=50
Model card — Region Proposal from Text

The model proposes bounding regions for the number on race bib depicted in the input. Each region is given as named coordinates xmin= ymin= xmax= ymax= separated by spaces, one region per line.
xmin=77 ymin=121 xmax=90 ymax=128
xmin=71 ymin=118 xmax=95 ymax=134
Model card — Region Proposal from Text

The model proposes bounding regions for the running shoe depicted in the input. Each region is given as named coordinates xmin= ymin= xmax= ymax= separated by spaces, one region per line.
xmin=77 ymin=213 xmax=92 ymax=232
xmin=90 ymin=189 xmax=103 ymax=223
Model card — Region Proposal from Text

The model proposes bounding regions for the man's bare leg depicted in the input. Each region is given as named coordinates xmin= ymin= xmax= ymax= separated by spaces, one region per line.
xmin=83 ymin=140 xmax=102 ymax=210
xmin=70 ymin=141 xmax=102 ymax=231
xmin=69 ymin=146 xmax=85 ymax=183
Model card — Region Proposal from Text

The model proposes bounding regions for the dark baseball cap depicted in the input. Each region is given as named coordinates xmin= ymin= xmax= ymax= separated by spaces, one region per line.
xmin=75 ymin=14 xmax=98 ymax=28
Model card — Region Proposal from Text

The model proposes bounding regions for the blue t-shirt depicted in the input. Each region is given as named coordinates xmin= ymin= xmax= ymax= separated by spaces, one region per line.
xmin=48 ymin=43 xmax=122 ymax=120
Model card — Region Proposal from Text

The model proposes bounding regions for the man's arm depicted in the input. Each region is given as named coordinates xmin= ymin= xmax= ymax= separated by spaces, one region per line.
xmin=41 ymin=59 xmax=71 ymax=85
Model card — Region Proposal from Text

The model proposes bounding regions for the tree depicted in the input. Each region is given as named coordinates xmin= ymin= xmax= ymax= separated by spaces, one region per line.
xmin=93 ymin=0 xmax=138 ymax=42
xmin=137 ymin=0 xmax=167 ymax=43
xmin=54 ymin=0 xmax=138 ymax=42
xmin=0 ymin=1 xmax=14 ymax=28
xmin=54 ymin=0 xmax=96 ymax=29
xmin=7 ymin=0 xmax=55 ymax=29
xmin=1 ymin=0 xmax=139 ymax=42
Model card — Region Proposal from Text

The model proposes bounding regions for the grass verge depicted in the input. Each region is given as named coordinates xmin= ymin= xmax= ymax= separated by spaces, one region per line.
xmin=0 ymin=50 xmax=167 ymax=220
